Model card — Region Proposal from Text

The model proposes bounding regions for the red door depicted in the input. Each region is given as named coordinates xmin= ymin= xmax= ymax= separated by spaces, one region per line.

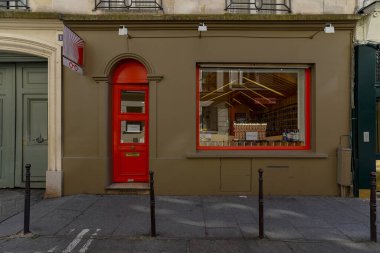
xmin=112 ymin=84 xmax=149 ymax=182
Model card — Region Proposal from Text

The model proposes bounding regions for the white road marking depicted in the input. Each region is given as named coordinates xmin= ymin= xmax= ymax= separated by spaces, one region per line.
xmin=62 ymin=229 xmax=90 ymax=253
xmin=69 ymin=229 xmax=76 ymax=234
xmin=47 ymin=246 xmax=57 ymax=252
xmin=78 ymin=229 xmax=101 ymax=253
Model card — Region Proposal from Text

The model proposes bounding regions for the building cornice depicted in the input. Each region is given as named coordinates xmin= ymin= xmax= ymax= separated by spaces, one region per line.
xmin=62 ymin=13 xmax=361 ymax=22
xmin=0 ymin=12 xmax=361 ymax=23
xmin=0 ymin=12 xmax=360 ymax=30
xmin=61 ymin=14 xmax=361 ymax=31
xmin=0 ymin=19 xmax=63 ymax=30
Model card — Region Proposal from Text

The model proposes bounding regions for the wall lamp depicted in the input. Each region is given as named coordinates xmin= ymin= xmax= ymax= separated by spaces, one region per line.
xmin=198 ymin=23 xmax=207 ymax=38
xmin=324 ymin=23 xmax=335 ymax=34
xmin=119 ymin=25 xmax=131 ymax=38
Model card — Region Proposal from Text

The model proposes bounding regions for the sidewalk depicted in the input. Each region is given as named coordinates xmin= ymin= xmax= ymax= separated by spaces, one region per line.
xmin=0 ymin=189 xmax=44 ymax=223
xmin=0 ymin=194 xmax=379 ymax=252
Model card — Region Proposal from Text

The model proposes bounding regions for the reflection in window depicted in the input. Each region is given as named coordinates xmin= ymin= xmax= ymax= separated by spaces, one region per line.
xmin=377 ymin=100 xmax=380 ymax=153
xmin=198 ymin=66 xmax=308 ymax=149
xmin=121 ymin=121 xmax=145 ymax=143
xmin=377 ymin=49 xmax=380 ymax=83
xmin=121 ymin=91 xmax=145 ymax=113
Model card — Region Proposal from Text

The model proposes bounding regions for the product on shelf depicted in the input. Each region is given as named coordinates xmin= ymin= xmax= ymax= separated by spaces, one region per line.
xmin=233 ymin=123 xmax=267 ymax=141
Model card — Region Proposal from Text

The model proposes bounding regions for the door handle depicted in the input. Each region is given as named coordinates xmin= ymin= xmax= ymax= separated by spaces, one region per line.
xmin=125 ymin=152 xmax=140 ymax=157
xmin=33 ymin=133 xmax=46 ymax=144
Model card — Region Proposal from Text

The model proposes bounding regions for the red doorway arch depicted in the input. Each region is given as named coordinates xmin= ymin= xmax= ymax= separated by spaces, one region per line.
xmin=112 ymin=59 xmax=148 ymax=84
xmin=112 ymin=59 xmax=149 ymax=183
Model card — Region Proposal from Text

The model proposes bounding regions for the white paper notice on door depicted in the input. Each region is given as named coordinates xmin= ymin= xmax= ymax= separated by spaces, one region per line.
xmin=246 ymin=132 xmax=258 ymax=141
xmin=127 ymin=124 xmax=140 ymax=133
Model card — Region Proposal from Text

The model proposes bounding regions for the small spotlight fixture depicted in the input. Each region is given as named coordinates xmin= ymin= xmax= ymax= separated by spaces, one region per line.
xmin=118 ymin=25 xmax=129 ymax=36
xmin=324 ymin=23 xmax=335 ymax=34
xmin=198 ymin=23 xmax=208 ymax=32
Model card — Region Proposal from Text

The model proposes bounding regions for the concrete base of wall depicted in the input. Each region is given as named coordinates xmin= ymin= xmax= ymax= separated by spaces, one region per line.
xmin=45 ymin=170 xmax=63 ymax=198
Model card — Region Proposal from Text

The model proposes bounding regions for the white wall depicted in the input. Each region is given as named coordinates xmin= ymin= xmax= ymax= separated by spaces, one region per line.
xmin=29 ymin=0 xmax=94 ymax=14
xmin=356 ymin=1 xmax=380 ymax=42
xmin=28 ymin=0 xmax=359 ymax=14
xmin=292 ymin=0 xmax=357 ymax=14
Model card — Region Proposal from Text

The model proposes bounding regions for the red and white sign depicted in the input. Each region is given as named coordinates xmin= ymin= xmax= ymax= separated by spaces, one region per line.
xmin=63 ymin=57 xmax=83 ymax=75
xmin=63 ymin=25 xmax=84 ymax=74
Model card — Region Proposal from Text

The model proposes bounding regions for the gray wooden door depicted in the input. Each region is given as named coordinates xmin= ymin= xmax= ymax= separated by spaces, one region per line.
xmin=0 ymin=65 xmax=15 ymax=187
xmin=15 ymin=63 xmax=48 ymax=188
xmin=0 ymin=63 xmax=47 ymax=188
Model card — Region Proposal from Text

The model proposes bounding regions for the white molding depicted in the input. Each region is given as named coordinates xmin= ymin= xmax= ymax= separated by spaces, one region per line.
xmin=0 ymin=32 xmax=62 ymax=197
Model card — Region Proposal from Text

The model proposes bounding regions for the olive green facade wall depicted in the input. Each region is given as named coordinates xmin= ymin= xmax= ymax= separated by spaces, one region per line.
xmin=62 ymin=21 xmax=353 ymax=196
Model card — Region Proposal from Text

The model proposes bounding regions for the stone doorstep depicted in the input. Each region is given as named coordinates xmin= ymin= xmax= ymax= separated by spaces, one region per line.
xmin=105 ymin=183 xmax=150 ymax=195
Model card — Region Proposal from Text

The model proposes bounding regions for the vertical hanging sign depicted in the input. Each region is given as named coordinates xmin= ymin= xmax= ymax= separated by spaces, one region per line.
xmin=63 ymin=25 xmax=84 ymax=75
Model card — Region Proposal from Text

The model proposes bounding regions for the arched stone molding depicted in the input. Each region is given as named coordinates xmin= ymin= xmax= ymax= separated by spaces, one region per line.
xmin=104 ymin=53 xmax=154 ymax=77
xmin=0 ymin=33 xmax=62 ymax=198
xmin=98 ymin=53 xmax=163 ymax=84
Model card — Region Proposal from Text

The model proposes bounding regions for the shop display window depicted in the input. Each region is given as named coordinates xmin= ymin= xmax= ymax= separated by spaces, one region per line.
xmin=197 ymin=65 xmax=310 ymax=150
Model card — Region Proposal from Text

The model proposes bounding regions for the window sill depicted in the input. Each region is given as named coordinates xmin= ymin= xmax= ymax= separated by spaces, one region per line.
xmin=186 ymin=150 xmax=328 ymax=159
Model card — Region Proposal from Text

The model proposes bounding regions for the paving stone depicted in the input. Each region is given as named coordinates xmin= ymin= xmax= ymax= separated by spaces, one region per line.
xmin=239 ymin=222 xmax=259 ymax=238
xmin=289 ymin=217 xmax=333 ymax=228
xmin=112 ymin=214 xmax=151 ymax=237
xmin=264 ymin=221 xmax=304 ymax=240
xmin=56 ymin=195 xmax=98 ymax=212
xmin=0 ymin=189 xmax=44 ymax=223
xmin=205 ymin=227 xmax=243 ymax=238
xmin=335 ymin=223 xmax=371 ymax=241
xmin=132 ymin=238 xmax=188 ymax=253
xmin=32 ymin=209 xmax=82 ymax=235
xmin=189 ymin=239 xmax=250 ymax=253
xmin=1 ymin=236 xmax=72 ymax=253
xmin=297 ymin=227 xmax=351 ymax=241
xmin=247 ymin=240 xmax=293 ymax=253
xmin=0 ymin=214 xmax=24 ymax=236
xmin=338 ymin=241 xmax=379 ymax=253
xmin=287 ymin=241 xmax=372 ymax=253
xmin=1 ymin=199 xmax=17 ymax=217
xmin=156 ymin=218 xmax=206 ymax=238
xmin=366 ymin=242 xmax=380 ymax=253
xmin=264 ymin=223 xmax=304 ymax=240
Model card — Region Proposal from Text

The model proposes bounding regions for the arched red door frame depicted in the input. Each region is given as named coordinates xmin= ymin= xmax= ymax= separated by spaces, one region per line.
xmin=111 ymin=59 xmax=149 ymax=183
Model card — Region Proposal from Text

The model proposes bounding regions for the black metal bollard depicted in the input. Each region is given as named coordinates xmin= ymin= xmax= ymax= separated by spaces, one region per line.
xmin=258 ymin=168 xmax=264 ymax=239
xmin=370 ymin=171 xmax=377 ymax=242
xmin=150 ymin=171 xmax=156 ymax=237
xmin=24 ymin=164 xmax=31 ymax=234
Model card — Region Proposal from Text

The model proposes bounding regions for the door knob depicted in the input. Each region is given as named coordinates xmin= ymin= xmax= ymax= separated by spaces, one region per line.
xmin=33 ymin=133 xmax=46 ymax=144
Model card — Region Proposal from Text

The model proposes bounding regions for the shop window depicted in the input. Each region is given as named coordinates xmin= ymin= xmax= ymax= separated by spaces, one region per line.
xmin=225 ymin=0 xmax=292 ymax=14
xmin=0 ymin=0 xmax=29 ymax=9
xmin=376 ymin=49 xmax=380 ymax=83
xmin=197 ymin=65 xmax=310 ymax=150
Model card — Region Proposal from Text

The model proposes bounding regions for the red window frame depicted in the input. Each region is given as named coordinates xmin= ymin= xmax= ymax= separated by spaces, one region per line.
xmin=196 ymin=65 xmax=311 ymax=151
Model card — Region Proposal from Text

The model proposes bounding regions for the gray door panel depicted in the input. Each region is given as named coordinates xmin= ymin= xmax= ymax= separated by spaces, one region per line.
xmin=15 ymin=63 xmax=48 ymax=188
xmin=22 ymin=95 xmax=48 ymax=182
xmin=0 ymin=65 xmax=15 ymax=188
